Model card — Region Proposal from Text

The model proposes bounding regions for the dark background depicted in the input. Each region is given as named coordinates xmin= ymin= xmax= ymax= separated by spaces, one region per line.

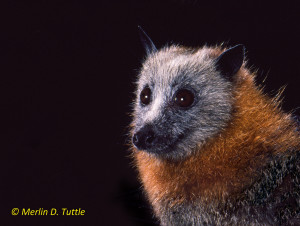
xmin=1 ymin=0 xmax=299 ymax=225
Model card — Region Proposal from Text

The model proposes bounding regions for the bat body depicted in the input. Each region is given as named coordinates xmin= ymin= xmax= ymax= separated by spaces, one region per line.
xmin=130 ymin=28 xmax=300 ymax=225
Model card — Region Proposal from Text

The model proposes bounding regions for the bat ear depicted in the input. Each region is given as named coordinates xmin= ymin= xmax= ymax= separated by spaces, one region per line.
xmin=215 ymin=44 xmax=245 ymax=79
xmin=138 ymin=26 xmax=157 ymax=55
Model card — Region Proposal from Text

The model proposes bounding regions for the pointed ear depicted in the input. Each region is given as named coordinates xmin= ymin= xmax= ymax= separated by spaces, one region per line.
xmin=215 ymin=44 xmax=245 ymax=78
xmin=138 ymin=26 xmax=157 ymax=55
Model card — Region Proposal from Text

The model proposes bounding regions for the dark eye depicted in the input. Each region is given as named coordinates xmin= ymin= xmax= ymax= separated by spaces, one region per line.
xmin=174 ymin=89 xmax=195 ymax=108
xmin=140 ymin=86 xmax=152 ymax=105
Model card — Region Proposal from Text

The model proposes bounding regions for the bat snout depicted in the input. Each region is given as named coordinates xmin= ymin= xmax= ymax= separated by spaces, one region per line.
xmin=132 ymin=125 xmax=156 ymax=150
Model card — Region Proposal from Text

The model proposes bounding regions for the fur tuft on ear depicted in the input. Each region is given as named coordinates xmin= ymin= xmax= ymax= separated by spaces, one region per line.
xmin=138 ymin=26 xmax=157 ymax=55
xmin=215 ymin=44 xmax=245 ymax=78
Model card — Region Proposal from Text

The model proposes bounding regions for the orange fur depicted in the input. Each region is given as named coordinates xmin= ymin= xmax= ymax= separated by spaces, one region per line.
xmin=132 ymin=67 xmax=300 ymax=211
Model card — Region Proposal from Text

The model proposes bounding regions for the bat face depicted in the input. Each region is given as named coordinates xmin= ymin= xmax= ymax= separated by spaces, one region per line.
xmin=132 ymin=46 xmax=235 ymax=159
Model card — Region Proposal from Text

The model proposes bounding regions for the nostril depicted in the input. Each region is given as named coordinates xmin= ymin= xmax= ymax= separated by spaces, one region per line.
xmin=145 ymin=132 xmax=155 ymax=145
xmin=132 ymin=133 xmax=139 ymax=146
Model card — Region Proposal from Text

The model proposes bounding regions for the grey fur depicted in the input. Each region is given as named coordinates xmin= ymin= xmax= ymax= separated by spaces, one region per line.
xmin=154 ymin=152 xmax=300 ymax=225
xmin=132 ymin=46 xmax=233 ymax=159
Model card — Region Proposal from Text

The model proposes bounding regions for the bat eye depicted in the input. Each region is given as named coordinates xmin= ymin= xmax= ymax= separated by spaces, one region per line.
xmin=140 ymin=86 xmax=152 ymax=105
xmin=174 ymin=89 xmax=195 ymax=108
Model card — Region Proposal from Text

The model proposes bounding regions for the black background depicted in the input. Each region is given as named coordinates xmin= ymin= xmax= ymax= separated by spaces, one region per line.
xmin=1 ymin=0 xmax=299 ymax=225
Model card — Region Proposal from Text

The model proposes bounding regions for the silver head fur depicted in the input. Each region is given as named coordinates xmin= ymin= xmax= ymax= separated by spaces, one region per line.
xmin=132 ymin=27 xmax=244 ymax=160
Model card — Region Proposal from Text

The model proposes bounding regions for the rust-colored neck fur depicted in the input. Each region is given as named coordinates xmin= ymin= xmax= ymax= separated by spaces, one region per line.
xmin=133 ymin=68 xmax=300 ymax=207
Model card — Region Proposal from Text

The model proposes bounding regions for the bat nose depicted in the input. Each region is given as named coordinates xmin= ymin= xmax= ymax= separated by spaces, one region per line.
xmin=132 ymin=125 xmax=156 ymax=150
